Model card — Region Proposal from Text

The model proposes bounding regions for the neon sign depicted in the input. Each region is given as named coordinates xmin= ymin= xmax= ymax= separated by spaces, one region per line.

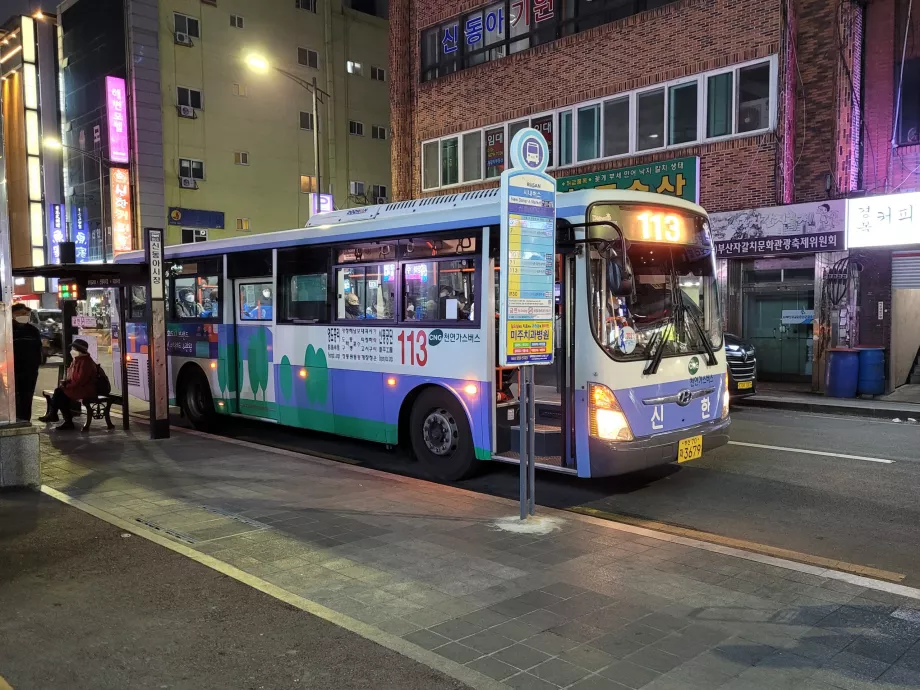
xmin=110 ymin=167 xmax=133 ymax=254
xmin=106 ymin=75 xmax=130 ymax=164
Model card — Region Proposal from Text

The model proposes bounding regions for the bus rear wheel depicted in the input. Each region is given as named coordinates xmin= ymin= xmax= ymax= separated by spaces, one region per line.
xmin=179 ymin=367 xmax=218 ymax=432
xmin=409 ymin=388 xmax=477 ymax=482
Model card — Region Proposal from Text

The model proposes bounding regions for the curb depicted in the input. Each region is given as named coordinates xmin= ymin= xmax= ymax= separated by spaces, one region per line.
xmin=734 ymin=396 xmax=920 ymax=420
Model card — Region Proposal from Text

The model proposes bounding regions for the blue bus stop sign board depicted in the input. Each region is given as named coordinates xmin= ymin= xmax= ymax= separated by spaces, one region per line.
xmin=499 ymin=128 xmax=556 ymax=367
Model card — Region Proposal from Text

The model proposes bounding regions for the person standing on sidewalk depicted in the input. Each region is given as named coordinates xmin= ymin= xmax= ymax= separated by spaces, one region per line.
xmin=12 ymin=304 xmax=42 ymax=422
xmin=39 ymin=338 xmax=98 ymax=431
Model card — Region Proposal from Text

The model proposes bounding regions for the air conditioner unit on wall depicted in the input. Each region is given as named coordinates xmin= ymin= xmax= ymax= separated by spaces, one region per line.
xmin=376 ymin=197 xmax=388 ymax=204
xmin=179 ymin=177 xmax=198 ymax=189
xmin=177 ymin=105 xmax=196 ymax=119
xmin=739 ymin=98 xmax=769 ymax=131
xmin=174 ymin=32 xmax=193 ymax=46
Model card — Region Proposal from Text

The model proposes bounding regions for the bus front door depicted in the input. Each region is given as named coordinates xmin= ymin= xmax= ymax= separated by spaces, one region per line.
xmin=233 ymin=278 xmax=277 ymax=421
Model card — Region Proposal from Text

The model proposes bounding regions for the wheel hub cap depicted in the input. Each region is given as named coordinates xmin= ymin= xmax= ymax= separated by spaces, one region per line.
xmin=422 ymin=409 xmax=457 ymax=456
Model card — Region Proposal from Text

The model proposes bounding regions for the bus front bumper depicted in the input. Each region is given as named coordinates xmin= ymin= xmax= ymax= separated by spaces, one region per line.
xmin=587 ymin=416 xmax=731 ymax=478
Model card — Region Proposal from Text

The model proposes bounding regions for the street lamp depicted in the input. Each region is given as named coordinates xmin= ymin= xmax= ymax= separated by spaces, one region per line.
xmin=245 ymin=53 xmax=330 ymax=200
xmin=44 ymin=137 xmax=109 ymax=262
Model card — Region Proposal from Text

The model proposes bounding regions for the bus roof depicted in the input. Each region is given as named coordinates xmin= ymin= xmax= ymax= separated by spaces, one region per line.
xmin=115 ymin=189 xmax=707 ymax=263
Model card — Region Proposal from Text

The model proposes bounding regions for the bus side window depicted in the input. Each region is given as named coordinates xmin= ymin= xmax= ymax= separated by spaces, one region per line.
xmin=129 ymin=285 xmax=147 ymax=321
xmin=336 ymin=263 xmax=396 ymax=321
xmin=437 ymin=259 xmax=476 ymax=321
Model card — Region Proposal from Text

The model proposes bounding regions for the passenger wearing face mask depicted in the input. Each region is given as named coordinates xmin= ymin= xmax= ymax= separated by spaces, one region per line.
xmin=175 ymin=288 xmax=203 ymax=318
xmin=12 ymin=303 xmax=42 ymax=422
xmin=38 ymin=338 xmax=98 ymax=430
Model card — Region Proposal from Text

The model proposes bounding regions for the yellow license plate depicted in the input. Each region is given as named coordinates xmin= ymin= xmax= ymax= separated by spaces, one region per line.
xmin=737 ymin=381 xmax=753 ymax=390
xmin=677 ymin=435 xmax=703 ymax=463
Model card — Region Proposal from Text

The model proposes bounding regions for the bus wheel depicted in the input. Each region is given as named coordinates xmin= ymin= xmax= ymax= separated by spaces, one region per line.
xmin=409 ymin=388 xmax=477 ymax=482
xmin=179 ymin=368 xmax=218 ymax=432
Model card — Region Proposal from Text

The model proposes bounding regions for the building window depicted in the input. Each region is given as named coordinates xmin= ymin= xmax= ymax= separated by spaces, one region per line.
xmin=420 ymin=1 xmax=680 ymax=82
xmin=371 ymin=66 xmax=386 ymax=81
xmin=179 ymin=158 xmax=205 ymax=180
xmin=898 ymin=59 xmax=920 ymax=145
xmin=234 ymin=151 xmax=250 ymax=166
xmin=230 ymin=14 xmax=244 ymax=28
xmin=371 ymin=125 xmax=387 ymax=140
xmin=232 ymin=83 xmax=248 ymax=97
xmin=346 ymin=60 xmax=363 ymax=76
xmin=301 ymin=175 xmax=317 ymax=193
xmin=349 ymin=120 xmax=364 ymax=136
xmin=636 ymin=88 xmax=665 ymax=151
xmin=350 ymin=181 xmax=366 ymax=196
xmin=237 ymin=218 xmax=251 ymax=231
xmin=418 ymin=57 xmax=776 ymax=191
xmin=300 ymin=111 xmax=315 ymax=130
xmin=181 ymin=228 xmax=208 ymax=244
xmin=462 ymin=131 xmax=482 ymax=182
xmin=298 ymin=47 xmax=319 ymax=68
xmin=371 ymin=184 xmax=388 ymax=201
xmin=603 ymin=97 xmax=629 ymax=157
xmin=669 ymin=81 xmax=698 ymax=145
xmin=177 ymin=86 xmax=202 ymax=110
xmin=706 ymin=72 xmax=733 ymax=138
xmin=174 ymin=13 xmax=200 ymax=38
xmin=296 ymin=0 xmax=317 ymax=12
xmin=577 ymin=104 xmax=601 ymax=161
xmin=737 ymin=63 xmax=771 ymax=133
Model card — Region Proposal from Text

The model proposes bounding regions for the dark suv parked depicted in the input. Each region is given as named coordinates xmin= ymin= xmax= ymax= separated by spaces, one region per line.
xmin=725 ymin=333 xmax=756 ymax=397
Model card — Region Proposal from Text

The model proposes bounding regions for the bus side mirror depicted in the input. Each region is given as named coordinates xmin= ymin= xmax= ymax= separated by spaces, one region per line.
xmin=607 ymin=254 xmax=633 ymax=297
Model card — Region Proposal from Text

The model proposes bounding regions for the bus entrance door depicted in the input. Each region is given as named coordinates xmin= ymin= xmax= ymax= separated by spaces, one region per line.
xmin=494 ymin=253 xmax=576 ymax=473
xmin=233 ymin=278 xmax=277 ymax=421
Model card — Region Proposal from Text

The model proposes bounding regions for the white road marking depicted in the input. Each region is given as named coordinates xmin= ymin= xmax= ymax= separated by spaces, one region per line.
xmin=728 ymin=440 xmax=894 ymax=464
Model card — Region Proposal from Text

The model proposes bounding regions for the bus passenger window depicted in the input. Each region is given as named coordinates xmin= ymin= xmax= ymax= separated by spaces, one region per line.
xmin=337 ymin=264 xmax=396 ymax=320
xmin=129 ymin=285 xmax=147 ymax=321
xmin=200 ymin=278 xmax=220 ymax=319
xmin=174 ymin=277 xmax=203 ymax=318
xmin=438 ymin=259 xmax=476 ymax=321
xmin=403 ymin=261 xmax=438 ymax=320
xmin=285 ymin=273 xmax=327 ymax=322
xmin=239 ymin=282 xmax=273 ymax=321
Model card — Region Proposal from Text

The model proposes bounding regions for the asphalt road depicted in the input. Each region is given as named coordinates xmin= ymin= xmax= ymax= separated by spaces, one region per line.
xmin=0 ymin=491 xmax=468 ymax=690
xmin=33 ymin=362 xmax=920 ymax=585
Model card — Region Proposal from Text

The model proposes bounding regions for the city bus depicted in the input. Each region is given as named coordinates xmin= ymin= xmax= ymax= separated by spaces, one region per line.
xmin=114 ymin=189 xmax=730 ymax=481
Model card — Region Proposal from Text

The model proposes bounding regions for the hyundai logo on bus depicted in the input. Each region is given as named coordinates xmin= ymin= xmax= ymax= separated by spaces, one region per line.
xmin=677 ymin=390 xmax=693 ymax=407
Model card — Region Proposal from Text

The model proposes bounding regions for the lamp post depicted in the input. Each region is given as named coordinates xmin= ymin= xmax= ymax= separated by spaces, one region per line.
xmin=246 ymin=53 xmax=330 ymax=199
xmin=44 ymin=138 xmax=109 ymax=263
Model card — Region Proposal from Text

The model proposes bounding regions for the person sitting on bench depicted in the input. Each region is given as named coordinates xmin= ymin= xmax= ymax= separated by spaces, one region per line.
xmin=39 ymin=338 xmax=98 ymax=431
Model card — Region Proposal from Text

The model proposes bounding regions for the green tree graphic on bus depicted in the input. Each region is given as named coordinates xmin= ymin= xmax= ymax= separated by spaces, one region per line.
xmin=247 ymin=327 xmax=270 ymax=400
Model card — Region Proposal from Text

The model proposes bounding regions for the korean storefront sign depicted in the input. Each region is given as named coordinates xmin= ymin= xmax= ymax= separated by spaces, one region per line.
xmin=105 ymin=75 xmax=130 ymax=164
xmin=72 ymin=205 xmax=89 ymax=263
xmin=846 ymin=191 xmax=919 ymax=248
xmin=110 ymin=168 xmax=133 ymax=255
xmin=48 ymin=203 xmax=64 ymax=264
xmin=499 ymin=128 xmax=555 ymax=366
xmin=168 ymin=207 xmax=225 ymax=229
xmin=556 ymin=156 xmax=699 ymax=202
xmin=711 ymin=200 xmax=846 ymax=259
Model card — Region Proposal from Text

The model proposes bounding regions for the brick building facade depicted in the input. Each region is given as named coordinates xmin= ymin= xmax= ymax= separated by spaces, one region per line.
xmin=389 ymin=0 xmax=863 ymax=210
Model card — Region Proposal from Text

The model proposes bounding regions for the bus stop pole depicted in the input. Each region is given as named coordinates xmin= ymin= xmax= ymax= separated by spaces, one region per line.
xmin=519 ymin=368 xmax=528 ymax=520
xmin=527 ymin=366 xmax=536 ymax=516
xmin=519 ymin=365 xmax=536 ymax=519
xmin=145 ymin=229 xmax=169 ymax=439
xmin=119 ymin=284 xmax=130 ymax=430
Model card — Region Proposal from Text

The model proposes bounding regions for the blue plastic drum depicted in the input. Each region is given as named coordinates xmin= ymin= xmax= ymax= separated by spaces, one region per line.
xmin=825 ymin=348 xmax=859 ymax=398
xmin=856 ymin=347 xmax=886 ymax=396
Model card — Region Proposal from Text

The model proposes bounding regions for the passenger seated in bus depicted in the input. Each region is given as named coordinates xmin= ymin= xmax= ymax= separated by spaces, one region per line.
xmin=344 ymin=292 xmax=362 ymax=319
xmin=243 ymin=287 xmax=273 ymax=320
xmin=406 ymin=303 xmax=417 ymax=320
xmin=201 ymin=290 xmax=219 ymax=318
xmin=176 ymin=288 xmax=203 ymax=318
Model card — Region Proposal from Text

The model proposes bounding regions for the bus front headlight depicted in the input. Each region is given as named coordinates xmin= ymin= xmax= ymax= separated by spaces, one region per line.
xmin=722 ymin=377 xmax=730 ymax=419
xmin=589 ymin=383 xmax=634 ymax=442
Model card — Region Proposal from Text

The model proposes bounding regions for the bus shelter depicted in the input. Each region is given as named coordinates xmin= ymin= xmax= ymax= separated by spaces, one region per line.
xmin=11 ymin=260 xmax=165 ymax=437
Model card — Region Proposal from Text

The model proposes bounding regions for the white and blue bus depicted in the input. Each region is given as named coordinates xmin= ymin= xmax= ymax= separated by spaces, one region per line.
xmin=115 ymin=189 xmax=730 ymax=481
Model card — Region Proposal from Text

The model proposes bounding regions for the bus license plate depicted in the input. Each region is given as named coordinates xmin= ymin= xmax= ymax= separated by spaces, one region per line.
xmin=738 ymin=381 xmax=753 ymax=390
xmin=677 ymin=436 xmax=703 ymax=463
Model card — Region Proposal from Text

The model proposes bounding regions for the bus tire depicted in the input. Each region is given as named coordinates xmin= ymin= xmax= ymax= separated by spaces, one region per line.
xmin=409 ymin=387 xmax=477 ymax=482
xmin=179 ymin=366 xmax=218 ymax=432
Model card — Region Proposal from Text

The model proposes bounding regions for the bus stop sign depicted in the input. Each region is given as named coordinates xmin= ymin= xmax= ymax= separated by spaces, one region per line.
xmin=499 ymin=128 xmax=556 ymax=367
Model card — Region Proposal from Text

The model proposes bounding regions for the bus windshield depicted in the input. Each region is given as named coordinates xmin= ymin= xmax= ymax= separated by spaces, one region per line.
xmin=587 ymin=204 xmax=722 ymax=363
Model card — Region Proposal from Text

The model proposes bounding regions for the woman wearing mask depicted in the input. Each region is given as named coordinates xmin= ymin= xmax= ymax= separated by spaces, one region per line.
xmin=176 ymin=288 xmax=202 ymax=318
xmin=38 ymin=338 xmax=98 ymax=430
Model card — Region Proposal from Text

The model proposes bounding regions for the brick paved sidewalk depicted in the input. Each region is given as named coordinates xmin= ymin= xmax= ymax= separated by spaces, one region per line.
xmin=39 ymin=427 xmax=920 ymax=690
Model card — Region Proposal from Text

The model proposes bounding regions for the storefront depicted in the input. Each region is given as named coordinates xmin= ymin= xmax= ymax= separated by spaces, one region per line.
xmin=712 ymin=200 xmax=847 ymax=384
xmin=847 ymin=191 xmax=920 ymax=390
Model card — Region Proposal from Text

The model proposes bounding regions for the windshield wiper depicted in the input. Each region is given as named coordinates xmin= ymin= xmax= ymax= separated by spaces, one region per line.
xmin=643 ymin=317 xmax=674 ymax=376
xmin=682 ymin=303 xmax=718 ymax=366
